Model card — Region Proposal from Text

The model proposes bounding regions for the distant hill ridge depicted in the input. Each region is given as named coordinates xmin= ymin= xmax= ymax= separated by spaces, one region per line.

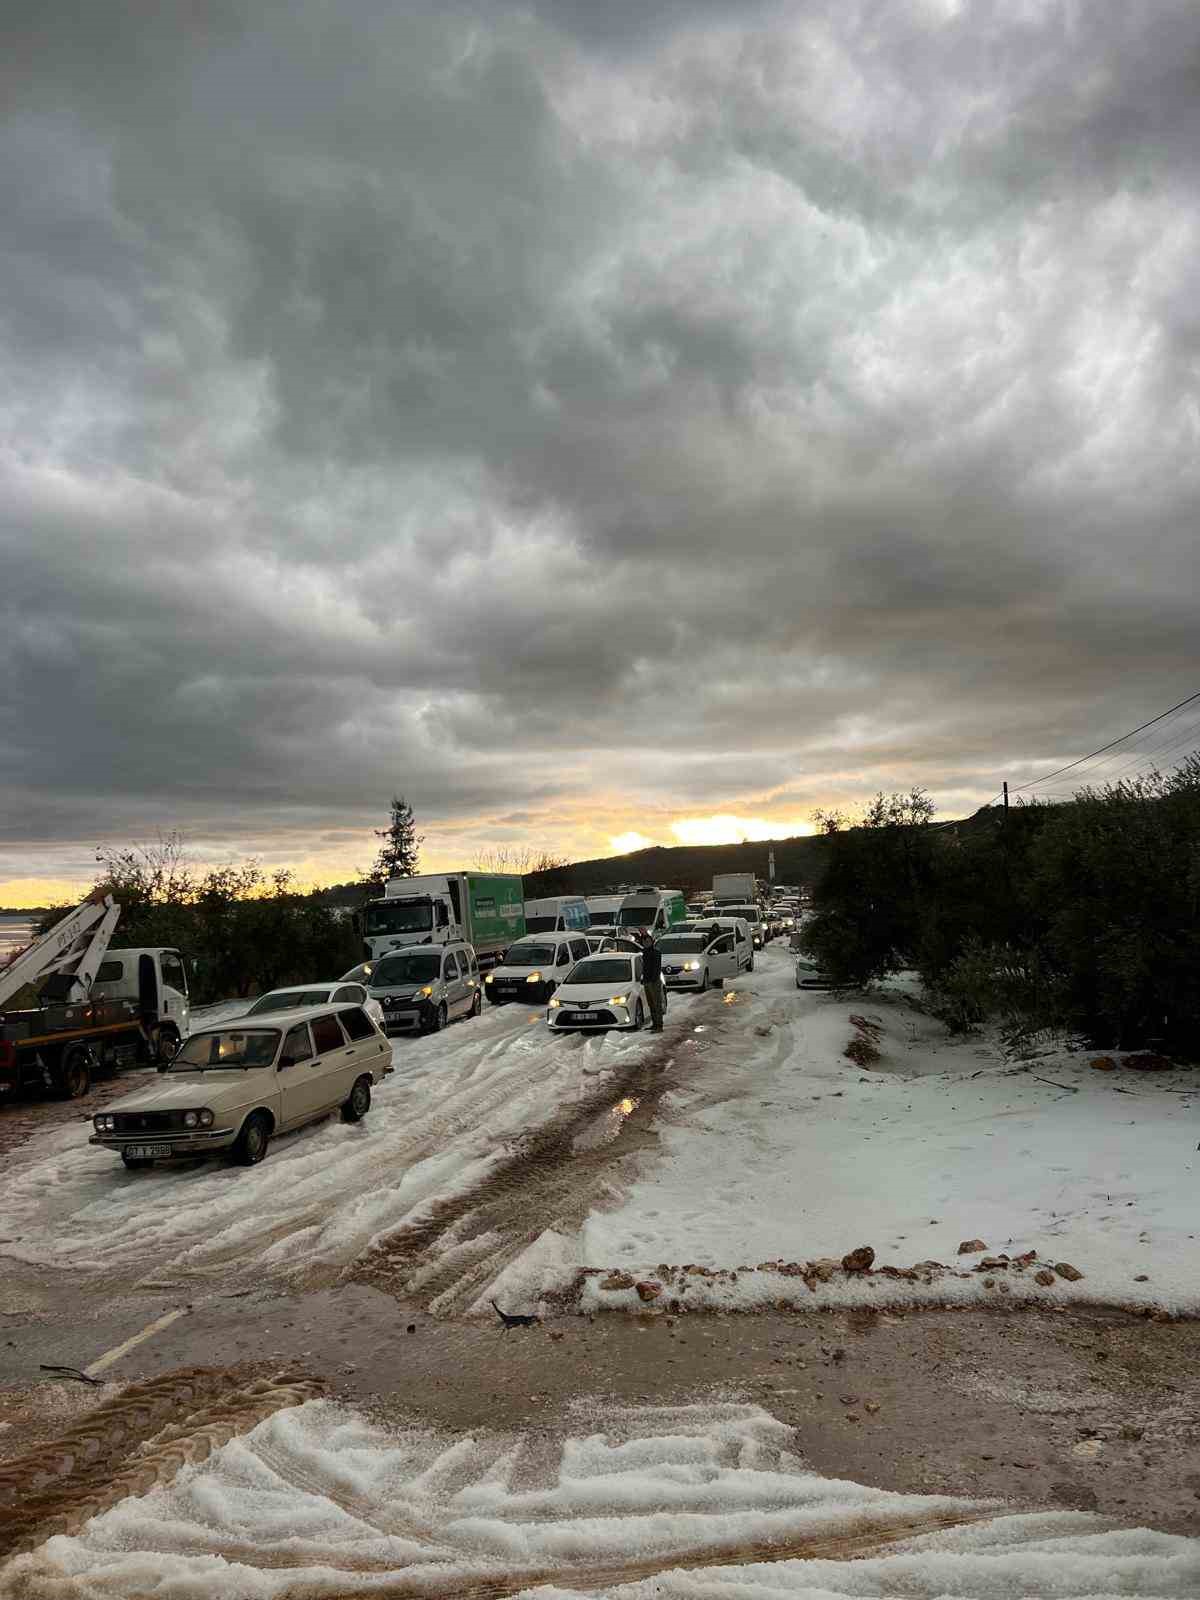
xmin=310 ymin=832 xmax=831 ymax=907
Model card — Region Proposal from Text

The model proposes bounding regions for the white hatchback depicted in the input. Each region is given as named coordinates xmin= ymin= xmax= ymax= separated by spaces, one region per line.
xmin=547 ymin=952 xmax=648 ymax=1032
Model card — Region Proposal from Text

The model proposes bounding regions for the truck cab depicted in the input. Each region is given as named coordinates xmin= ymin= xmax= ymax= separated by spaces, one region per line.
xmin=91 ymin=948 xmax=191 ymax=1041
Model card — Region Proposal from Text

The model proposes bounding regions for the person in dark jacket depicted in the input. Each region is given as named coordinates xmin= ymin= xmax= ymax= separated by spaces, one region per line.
xmin=640 ymin=929 xmax=665 ymax=1031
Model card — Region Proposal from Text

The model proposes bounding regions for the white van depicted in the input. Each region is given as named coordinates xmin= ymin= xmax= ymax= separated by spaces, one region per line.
xmin=616 ymin=887 xmax=687 ymax=937
xmin=716 ymin=902 xmax=766 ymax=950
xmin=585 ymin=895 xmax=625 ymax=930
xmin=483 ymin=931 xmax=593 ymax=1005
xmin=523 ymin=896 xmax=590 ymax=934
xmin=686 ymin=916 xmax=755 ymax=973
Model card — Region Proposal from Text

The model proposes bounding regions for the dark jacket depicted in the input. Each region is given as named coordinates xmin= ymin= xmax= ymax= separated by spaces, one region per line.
xmin=641 ymin=943 xmax=662 ymax=983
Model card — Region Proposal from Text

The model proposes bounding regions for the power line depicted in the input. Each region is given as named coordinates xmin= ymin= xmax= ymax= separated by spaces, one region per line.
xmin=1008 ymin=689 xmax=1200 ymax=796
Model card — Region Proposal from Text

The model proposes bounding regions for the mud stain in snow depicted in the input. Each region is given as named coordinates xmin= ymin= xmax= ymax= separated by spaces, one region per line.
xmin=349 ymin=1030 xmax=692 ymax=1314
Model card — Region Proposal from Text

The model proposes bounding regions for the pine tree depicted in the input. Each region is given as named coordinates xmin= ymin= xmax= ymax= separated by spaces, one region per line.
xmin=368 ymin=796 xmax=422 ymax=890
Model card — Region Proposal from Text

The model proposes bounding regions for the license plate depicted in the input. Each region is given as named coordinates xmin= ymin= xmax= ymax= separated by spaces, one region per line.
xmin=574 ymin=1011 xmax=600 ymax=1022
xmin=125 ymin=1143 xmax=171 ymax=1159
xmin=384 ymin=1010 xmax=407 ymax=1022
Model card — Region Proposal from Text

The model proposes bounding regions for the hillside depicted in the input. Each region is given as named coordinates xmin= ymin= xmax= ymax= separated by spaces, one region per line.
xmin=525 ymin=833 xmax=832 ymax=898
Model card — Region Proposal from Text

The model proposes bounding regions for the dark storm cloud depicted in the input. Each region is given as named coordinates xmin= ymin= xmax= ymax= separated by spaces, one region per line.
xmin=4 ymin=0 xmax=1200 ymax=880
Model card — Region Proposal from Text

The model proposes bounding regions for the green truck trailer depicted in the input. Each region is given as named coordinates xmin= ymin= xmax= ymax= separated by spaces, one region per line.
xmin=362 ymin=872 xmax=524 ymax=967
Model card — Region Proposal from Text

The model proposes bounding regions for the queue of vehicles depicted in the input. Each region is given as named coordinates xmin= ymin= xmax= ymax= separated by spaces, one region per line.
xmin=4 ymin=872 xmax=824 ymax=1175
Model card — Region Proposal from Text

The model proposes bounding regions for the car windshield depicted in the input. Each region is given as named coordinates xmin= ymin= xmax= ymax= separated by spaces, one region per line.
xmin=370 ymin=952 xmax=442 ymax=986
xmin=245 ymin=988 xmax=331 ymax=1015
xmin=569 ymin=958 xmax=634 ymax=985
xmin=170 ymin=1029 xmax=281 ymax=1070
xmin=617 ymin=907 xmax=654 ymax=926
xmin=524 ymin=916 xmax=558 ymax=933
xmin=657 ymin=935 xmax=707 ymax=953
xmin=588 ymin=912 xmax=617 ymax=926
xmin=504 ymin=943 xmax=556 ymax=966
xmin=364 ymin=901 xmax=432 ymax=935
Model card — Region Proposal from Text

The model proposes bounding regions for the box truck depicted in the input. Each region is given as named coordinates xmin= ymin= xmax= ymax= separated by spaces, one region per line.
xmin=712 ymin=872 xmax=756 ymax=905
xmin=363 ymin=873 xmax=524 ymax=967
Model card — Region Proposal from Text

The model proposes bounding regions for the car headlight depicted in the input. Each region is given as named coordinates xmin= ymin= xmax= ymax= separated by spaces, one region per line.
xmin=525 ymin=971 xmax=543 ymax=983
xmin=683 ymin=960 xmax=700 ymax=971
xmin=183 ymin=1110 xmax=199 ymax=1128
xmin=93 ymin=1113 xmax=112 ymax=1131
xmin=609 ymin=994 xmax=628 ymax=1005
xmin=199 ymin=1108 xmax=214 ymax=1127
xmin=418 ymin=985 xmax=433 ymax=998
xmin=484 ymin=973 xmax=494 ymax=983
xmin=548 ymin=998 xmax=561 ymax=1009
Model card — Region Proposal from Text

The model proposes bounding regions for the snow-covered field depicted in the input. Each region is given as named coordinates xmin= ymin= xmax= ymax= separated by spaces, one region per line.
xmin=3 ymin=946 xmax=1195 ymax=1316
xmin=6 ymin=1398 xmax=1197 ymax=1598
xmin=578 ymin=951 xmax=1200 ymax=1315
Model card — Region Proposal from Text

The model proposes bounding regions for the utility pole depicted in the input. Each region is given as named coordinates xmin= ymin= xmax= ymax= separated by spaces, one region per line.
xmin=1002 ymin=781 xmax=1009 ymax=816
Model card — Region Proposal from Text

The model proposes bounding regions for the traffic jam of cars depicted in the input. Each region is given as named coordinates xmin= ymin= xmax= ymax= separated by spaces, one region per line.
xmin=56 ymin=874 xmax=820 ymax=1174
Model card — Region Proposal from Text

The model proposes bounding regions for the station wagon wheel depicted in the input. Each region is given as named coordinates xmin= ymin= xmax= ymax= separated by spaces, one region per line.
xmin=341 ymin=1075 xmax=372 ymax=1123
xmin=232 ymin=1111 xmax=271 ymax=1166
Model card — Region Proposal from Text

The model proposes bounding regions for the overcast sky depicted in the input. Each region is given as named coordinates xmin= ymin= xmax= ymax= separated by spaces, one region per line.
xmin=3 ymin=0 xmax=1199 ymax=899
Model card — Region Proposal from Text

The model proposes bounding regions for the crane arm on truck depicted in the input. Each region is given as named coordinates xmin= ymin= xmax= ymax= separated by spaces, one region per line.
xmin=0 ymin=892 xmax=121 ymax=1010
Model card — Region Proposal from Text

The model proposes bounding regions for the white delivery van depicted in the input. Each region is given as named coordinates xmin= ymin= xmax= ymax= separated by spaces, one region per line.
xmin=616 ymin=886 xmax=687 ymax=937
xmin=585 ymin=895 xmax=625 ymax=930
xmin=523 ymin=896 xmax=590 ymax=934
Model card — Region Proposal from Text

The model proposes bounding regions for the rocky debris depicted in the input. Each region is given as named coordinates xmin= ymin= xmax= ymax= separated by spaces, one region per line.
xmin=1035 ymin=1269 xmax=1057 ymax=1286
xmin=864 ymin=1400 xmax=881 ymax=1414
xmin=1124 ymin=1053 xmax=1173 ymax=1071
xmin=957 ymin=1239 xmax=987 ymax=1255
xmin=841 ymin=1245 xmax=875 ymax=1274
xmin=1089 ymin=1056 xmax=1117 ymax=1071
xmin=1054 ymin=1262 xmax=1085 ymax=1282
xmin=1135 ymin=1274 xmax=1150 ymax=1282
xmin=1012 ymin=1250 xmax=1037 ymax=1267
xmin=601 ymin=1271 xmax=636 ymax=1291
xmin=635 ymin=1280 xmax=662 ymax=1303
xmin=978 ymin=1255 xmax=1009 ymax=1270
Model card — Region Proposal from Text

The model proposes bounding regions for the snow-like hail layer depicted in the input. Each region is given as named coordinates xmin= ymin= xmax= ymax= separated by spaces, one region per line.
xmin=0 ymin=995 xmax=655 ymax=1294
xmin=5 ymin=1399 xmax=1198 ymax=1598
xmin=3 ymin=945 xmax=1196 ymax=1314
xmin=577 ymin=948 xmax=1200 ymax=1316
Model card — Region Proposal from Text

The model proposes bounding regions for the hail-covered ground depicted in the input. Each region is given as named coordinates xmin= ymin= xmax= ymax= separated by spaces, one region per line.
xmin=2 ymin=945 xmax=1196 ymax=1318
xmin=3 ymin=945 xmax=1199 ymax=1591
xmin=5 ymin=1397 xmax=1198 ymax=1599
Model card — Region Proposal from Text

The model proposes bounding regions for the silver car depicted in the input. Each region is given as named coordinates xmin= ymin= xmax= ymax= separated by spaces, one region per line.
xmin=366 ymin=942 xmax=481 ymax=1034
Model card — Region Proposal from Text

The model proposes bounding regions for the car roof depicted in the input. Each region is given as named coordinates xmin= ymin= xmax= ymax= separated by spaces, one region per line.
xmin=252 ymin=982 xmax=350 ymax=996
xmin=509 ymin=930 xmax=583 ymax=945
xmin=194 ymin=1003 xmax=366 ymax=1029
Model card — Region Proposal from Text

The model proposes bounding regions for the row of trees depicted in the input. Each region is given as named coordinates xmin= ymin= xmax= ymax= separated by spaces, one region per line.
xmin=77 ymin=837 xmax=362 ymax=1002
xmin=800 ymin=759 xmax=1200 ymax=1053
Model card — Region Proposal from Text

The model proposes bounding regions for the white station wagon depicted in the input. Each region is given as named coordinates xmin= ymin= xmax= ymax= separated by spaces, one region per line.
xmin=89 ymin=1004 xmax=390 ymax=1170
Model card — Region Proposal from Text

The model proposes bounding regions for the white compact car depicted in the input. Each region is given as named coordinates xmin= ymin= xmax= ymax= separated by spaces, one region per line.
xmin=242 ymin=981 xmax=385 ymax=1030
xmin=547 ymin=952 xmax=648 ymax=1031
xmin=656 ymin=928 xmax=746 ymax=992
xmin=484 ymin=932 xmax=593 ymax=1005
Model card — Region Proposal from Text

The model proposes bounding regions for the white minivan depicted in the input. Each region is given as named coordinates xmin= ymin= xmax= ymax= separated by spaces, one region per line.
xmin=484 ymin=931 xmax=593 ymax=1005
xmin=681 ymin=916 xmax=755 ymax=974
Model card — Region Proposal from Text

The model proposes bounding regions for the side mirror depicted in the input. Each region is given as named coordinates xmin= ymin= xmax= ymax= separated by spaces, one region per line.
xmin=278 ymin=1054 xmax=295 ymax=1070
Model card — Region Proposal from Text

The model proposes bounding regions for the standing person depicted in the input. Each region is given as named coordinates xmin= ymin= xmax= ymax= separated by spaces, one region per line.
xmin=640 ymin=928 xmax=665 ymax=1032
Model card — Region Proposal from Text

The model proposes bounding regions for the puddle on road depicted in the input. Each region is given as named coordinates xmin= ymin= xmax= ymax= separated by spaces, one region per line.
xmin=571 ymin=1096 xmax=640 ymax=1153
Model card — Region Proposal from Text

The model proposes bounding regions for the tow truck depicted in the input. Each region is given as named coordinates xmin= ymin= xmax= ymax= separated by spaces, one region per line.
xmin=0 ymin=892 xmax=190 ymax=1100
